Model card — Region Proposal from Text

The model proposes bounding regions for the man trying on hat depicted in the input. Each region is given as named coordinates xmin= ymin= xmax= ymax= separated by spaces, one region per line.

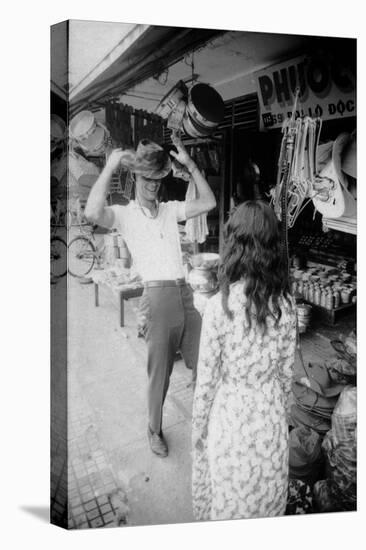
xmin=85 ymin=134 xmax=216 ymax=458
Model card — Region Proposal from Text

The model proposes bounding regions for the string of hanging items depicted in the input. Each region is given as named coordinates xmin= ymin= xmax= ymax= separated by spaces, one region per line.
xmin=271 ymin=88 xmax=323 ymax=230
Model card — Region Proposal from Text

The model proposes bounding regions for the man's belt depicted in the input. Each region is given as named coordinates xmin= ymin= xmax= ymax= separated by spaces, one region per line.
xmin=144 ymin=279 xmax=186 ymax=288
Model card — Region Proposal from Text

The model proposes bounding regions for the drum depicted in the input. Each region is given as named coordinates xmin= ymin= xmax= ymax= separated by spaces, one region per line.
xmin=69 ymin=110 xmax=96 ymax=141
xmin=77 ymin=123 xmax=110 ymax=156
xmin=70 ymin=110 xmax=109 ymax=156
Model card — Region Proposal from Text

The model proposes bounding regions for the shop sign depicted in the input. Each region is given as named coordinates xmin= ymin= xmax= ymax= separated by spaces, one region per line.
xmin=255 ymin=54 xmax=356 ymax=130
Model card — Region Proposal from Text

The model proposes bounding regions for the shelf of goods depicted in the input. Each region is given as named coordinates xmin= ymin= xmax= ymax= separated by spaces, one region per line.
xmin=291 ymin=264 xmax=356 ymax=325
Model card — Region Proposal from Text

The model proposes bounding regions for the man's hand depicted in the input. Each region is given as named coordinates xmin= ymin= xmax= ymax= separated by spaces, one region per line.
xmin=105 ymin=148 xmax=126 ymax=172
xmin=170 ymin=131 xmax=196 ymax=172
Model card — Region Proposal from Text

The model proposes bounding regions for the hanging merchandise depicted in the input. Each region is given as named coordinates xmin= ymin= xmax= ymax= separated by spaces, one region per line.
xmin=184 ymin=174 xmax=209 ymax=244
xmin=155 ymin=80 xmax=188 ymax=120
xmin=207 ymin=146 xmax=220 ymax=174
xmin=51 ymin=114 xmax=66 ymax=152
xmin=341 ymin=131 xmax=357 ymax=181
xmin=271 ymin=89 xmax=322 ymax=230
xmin=187 ymin=83 xmax=225 ymax=129
xmin=68 ymin=151 xmax=101 ymax=196
xmin=312 ymin=133 xmax=356 ymax=219
xmin=105 ymin=102 xmax=134 ymax=147
xmin=134 ymin=110 xmax=164 ymax=145
xmin=51 ymin=153 xmax=68 ymax=199
xmin=69 ymin=110 xmax=110 ymax=156
xmin=167 ymin=100 xmax=186 ymax=131
xmin=51 ymin=153 xmax=67 ymax=183
xmin=155 ymin=78 xmax=224 ymax=138
xmin=183 ymin=83 xmax=225 ymax=138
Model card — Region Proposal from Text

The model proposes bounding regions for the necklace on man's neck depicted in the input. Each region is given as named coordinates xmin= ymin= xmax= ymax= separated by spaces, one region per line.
xmin=136 ymin=197 xmax=164 ymax=238
xmin=136 ymin=197 xmax=159 ymax=220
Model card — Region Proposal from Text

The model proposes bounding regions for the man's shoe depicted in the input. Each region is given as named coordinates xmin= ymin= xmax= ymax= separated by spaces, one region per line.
xmin=147 ymin=427 xmax=168 ymax=458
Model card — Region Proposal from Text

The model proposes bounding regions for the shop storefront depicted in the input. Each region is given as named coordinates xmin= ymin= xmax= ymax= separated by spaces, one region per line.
xmin=51 ymin=23 xmax=356 ymax=519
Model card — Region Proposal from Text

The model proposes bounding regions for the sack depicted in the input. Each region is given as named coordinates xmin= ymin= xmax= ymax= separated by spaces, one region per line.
xmin=321 ymin=386 xmax=357 ymax=511
xmin=289 ymin=426 xmax=324 ymax=483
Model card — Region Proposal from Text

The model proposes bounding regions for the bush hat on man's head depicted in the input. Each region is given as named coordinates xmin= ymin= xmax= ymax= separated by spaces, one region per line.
xmin=119 ymin=139 xmax=172 ymax=179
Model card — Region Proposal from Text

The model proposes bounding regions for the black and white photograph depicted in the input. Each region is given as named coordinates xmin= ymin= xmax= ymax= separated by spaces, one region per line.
xmin=49 ymin=18 xmax=358 ymax=531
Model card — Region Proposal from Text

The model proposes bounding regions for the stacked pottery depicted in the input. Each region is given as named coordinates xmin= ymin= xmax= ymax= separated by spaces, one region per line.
xmin=290 ymin=264 xmax=356 ymax=311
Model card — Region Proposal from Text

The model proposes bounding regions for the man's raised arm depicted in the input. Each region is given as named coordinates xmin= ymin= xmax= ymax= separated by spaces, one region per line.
xmin=170 ymin=133 xmax=216 ymax=220
xmin=84 ymin=149 xmax=125 ymax=229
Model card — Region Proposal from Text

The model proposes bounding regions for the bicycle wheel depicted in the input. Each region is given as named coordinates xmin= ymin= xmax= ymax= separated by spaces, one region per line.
xmin=50 ymin=236 xmax=67 ymax=279
xmin=68 ymin=236 xmax=96 ymax=278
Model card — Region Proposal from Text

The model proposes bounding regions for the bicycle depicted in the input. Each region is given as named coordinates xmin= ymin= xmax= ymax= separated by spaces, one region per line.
xmin=68 ymin=220 xmax=106 ymax=278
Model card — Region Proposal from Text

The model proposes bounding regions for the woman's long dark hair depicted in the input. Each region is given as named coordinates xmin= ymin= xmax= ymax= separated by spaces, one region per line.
xmin=219 ymin=200 xmax=291 ymax=330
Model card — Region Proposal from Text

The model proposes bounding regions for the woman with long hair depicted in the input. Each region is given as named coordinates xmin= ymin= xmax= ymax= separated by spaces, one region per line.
xmin=192 ymin=200 xmax=297 ymax=521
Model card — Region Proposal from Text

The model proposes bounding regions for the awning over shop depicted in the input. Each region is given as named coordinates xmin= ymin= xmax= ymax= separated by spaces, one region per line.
xmin=69 ymin=25 xmax=224 ymax=116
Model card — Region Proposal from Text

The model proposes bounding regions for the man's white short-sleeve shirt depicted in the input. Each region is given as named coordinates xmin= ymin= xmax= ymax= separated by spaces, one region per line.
xmin=110 ymin=200 xmax=187 ymax=282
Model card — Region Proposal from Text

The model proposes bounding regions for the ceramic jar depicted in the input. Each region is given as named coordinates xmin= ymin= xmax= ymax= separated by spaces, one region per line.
xmin=188 ymin=267 xmax=218 ymax=293
xmin=188 ymin=253 xmax=220 ymax=294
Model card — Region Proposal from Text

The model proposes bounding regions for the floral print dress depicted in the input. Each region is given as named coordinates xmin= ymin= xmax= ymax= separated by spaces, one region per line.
xmin=192 ymin=282 xmax=297 ymax=521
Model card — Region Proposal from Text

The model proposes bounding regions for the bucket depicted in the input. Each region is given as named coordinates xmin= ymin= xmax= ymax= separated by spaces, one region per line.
xmin=183 ymin=83 xmax=224 ymax=138
xmin=187 ymin=83 xmax=225 ymax=128
xmin=297 ymin=303 xmax=312 ymax=333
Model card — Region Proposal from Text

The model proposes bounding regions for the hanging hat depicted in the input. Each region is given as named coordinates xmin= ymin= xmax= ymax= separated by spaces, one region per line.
xmin=332 ymin=133 xmax=352 ymax=189
xmin=314 ymin=133 xmax=356 ymax=219
xmin=341 ymin=131 xmax=356 ymax=179
xmin=68 ymin=151 xmax=100 ymax=193
xmin=119 ymin=139 xmax=172 ymax=179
